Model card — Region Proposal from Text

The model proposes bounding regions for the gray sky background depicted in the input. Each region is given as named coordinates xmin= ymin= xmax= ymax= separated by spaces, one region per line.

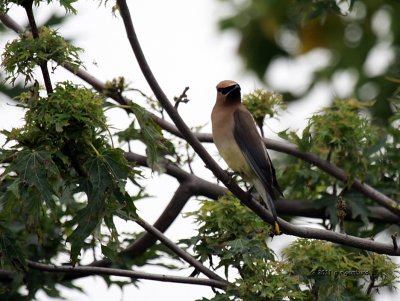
xmin=0 ymin=1 xmax=398 ymax=300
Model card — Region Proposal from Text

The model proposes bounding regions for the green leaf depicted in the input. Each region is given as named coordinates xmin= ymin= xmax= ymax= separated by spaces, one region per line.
xmin=67 ymin=148 xmax=131 ymax=262
xmin=11 ymin=149 xmax=60 ymax=210
xmin=125 ymin=102 xmax=173 ymax=170
xmin=67 ymin=178 xmax=106 ymax=263
xmin=0 ymin=225 xmax=26 ymax=271
xmin=58 ymin=0 xmax=78 ymax=13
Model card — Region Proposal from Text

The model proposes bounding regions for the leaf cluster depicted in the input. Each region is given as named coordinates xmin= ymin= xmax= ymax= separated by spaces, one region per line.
xmin=243 ymin=89 xmax=285 ymax=131
xmin=0 ymin=0 xmax=77 ymax=14
xmin=218 ymin=0 xmax=400 ymax=120
xmin=1 ymin=26 xmax=82 ymax=85
xmin=0 ymin=81 xmax=138 ymax=296
xmin=277 ymin=98 xmax=398 ymax=231
xmin=103 ymin=77 xmax=176 ymax=171
xmin=284 ymin=239 xmax=399 ymax=300
xmin=184 ymin=197 xmax=304 ymax=301
xmin=117 ymin=101 xmax=175 ymax=172
xmin=287 ymin=99 xmax=377 ymax=180
xmin=187 ymin=198 xmax=398 ymax=301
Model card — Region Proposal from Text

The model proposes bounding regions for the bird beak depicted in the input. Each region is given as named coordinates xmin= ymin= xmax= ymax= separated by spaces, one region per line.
xmin=228 ymin=84 xmax=241 ymax=95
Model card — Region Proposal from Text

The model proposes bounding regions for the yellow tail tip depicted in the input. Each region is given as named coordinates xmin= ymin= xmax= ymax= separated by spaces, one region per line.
xmin=274 ymin=222 xmax=281 ymax=235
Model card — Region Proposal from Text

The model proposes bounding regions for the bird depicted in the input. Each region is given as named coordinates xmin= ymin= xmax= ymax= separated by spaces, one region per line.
xmin=211 ymin=80 xmax=283 ymax=234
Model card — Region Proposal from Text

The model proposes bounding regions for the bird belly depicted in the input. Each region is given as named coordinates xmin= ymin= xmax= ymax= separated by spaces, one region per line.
xmin=216 ymin=139 xmax=253 ymax=180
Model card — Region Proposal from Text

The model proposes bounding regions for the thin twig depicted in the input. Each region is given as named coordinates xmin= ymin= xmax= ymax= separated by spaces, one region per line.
xmin=391 ymin=233 xmax=398 ymax=251
xmin=21 ymin=0 xmax=53 ymax=94
xmin=134 ymin=216 xmax=227 ymax=283
xmin=25 ymin=260 xmax=227 ymax=289
xmin=366 ymin=274 xmax=376 ymax=294
xmin=174 ymin=86 xmax=190 ymax=109
xmin=336 ymin=196 xmax=347 ymax=234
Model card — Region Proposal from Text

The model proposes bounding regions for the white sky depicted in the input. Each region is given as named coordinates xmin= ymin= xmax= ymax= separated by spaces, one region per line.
xmin=0 ymin=1 xmax=398 ymax=300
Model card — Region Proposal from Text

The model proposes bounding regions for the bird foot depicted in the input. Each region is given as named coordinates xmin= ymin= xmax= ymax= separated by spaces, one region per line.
xmin=225 ymin=170 xmax=238 ymax=184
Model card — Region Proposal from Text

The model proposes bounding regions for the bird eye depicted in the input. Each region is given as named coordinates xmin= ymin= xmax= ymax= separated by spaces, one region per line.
xmin=217 ymin=86 xmax=234 ymax=95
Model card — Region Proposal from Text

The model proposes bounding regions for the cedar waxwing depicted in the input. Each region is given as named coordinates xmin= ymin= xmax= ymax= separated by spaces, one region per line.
xmin=211 ymin=80 xmax=283 ymax=234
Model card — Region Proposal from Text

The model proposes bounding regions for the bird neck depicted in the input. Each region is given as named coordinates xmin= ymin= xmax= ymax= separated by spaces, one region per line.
xmin=216 ymin=96 xmax=241 ymax=107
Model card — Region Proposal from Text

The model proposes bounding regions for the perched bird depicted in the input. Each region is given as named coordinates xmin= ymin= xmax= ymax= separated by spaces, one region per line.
xmin=211 ymin=80 xmax=283 ymax=234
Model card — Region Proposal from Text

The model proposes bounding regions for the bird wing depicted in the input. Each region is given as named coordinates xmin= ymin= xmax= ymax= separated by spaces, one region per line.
xmin=233 ymin=108 xmax=283 ymax=199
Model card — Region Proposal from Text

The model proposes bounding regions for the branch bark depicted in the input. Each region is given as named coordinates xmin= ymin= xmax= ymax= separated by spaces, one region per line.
xmin=133 ymin=216 xmax=227 ymax=283
xmin=115 ymin=0 xmax=400 ymax=256
xmin=24 ymin=260 xmax=227 ymax=289
xmin=126 ymin=152 xmax=400 ymax=225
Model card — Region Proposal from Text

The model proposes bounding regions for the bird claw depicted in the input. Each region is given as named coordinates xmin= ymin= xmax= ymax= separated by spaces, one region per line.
xmin=225 ymin=170 xmax=238 ymax=184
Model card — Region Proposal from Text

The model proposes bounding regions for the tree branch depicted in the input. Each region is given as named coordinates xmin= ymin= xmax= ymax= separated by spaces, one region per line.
xmin=134 ymin=216 xmax=227 ymax=283
xmin=126 ymin=152 xmax=400 ymax=224
xmin=81 ymin=182 xmax=194 ymax=271
xmin=123 ymin=185 xmax=192 ymax=255
xmin=0 ymin=154 xmax=398 ymax=284
xmin=21 ymin=0 xmax=53 ymax=94
xmin=115 ymin=0 xmax=400 ymax=256
xmin=24 ymin=260 xmax=227 ymax=289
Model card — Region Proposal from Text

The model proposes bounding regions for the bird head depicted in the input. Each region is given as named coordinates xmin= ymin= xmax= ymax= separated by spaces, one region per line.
xmin=216 ymin=80 xmax=241 ymax=103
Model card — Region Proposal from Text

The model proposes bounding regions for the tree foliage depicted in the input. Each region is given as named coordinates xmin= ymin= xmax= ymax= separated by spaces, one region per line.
xmin=218 ymin=0 xmax=400 ymax=121
xmin=0 ymin=0 xmax=399 ymax=300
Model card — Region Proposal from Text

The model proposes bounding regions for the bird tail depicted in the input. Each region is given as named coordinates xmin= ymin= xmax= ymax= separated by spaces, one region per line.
xmin=253 ymin=180 xmax=280 ymax=235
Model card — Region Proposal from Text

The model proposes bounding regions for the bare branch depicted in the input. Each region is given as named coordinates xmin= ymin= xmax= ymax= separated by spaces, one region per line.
xmin=24 ymin=260 xmax=227 ymax=289
xmin=21 ymin=0 xmax=53 ymax=94
xmin=174 ymin=86 xmax=190 ymax=109
xmin=124 ymin=185 xmax=192 ymax=255
xmin=277 ymin=199 xmax=400 ymax=224
xmin=134 ymin=216 xmax=228 ymax=283
xmin=0 ymin=14 xmax=22 ymax=32
xmin=115 ymin=1 xmax=400 ymax=256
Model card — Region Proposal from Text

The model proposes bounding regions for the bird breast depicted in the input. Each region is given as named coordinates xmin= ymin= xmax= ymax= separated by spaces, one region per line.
xmin=211 ymin=105 xmax=254 ymax=180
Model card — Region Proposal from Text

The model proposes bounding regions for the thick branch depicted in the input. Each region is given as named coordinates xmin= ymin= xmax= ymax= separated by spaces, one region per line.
xmin=25 ymin=261 xmax=226 ymax=289
xmin=126 ymin=152 xmax=399 ymax=224
xmin=115 ymin=0 xmax=400 ymax=256
xmin=263 ymin=139 xmax=400 ymax=217
xmin=277 ymin=199 xmax=400 ymax=224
